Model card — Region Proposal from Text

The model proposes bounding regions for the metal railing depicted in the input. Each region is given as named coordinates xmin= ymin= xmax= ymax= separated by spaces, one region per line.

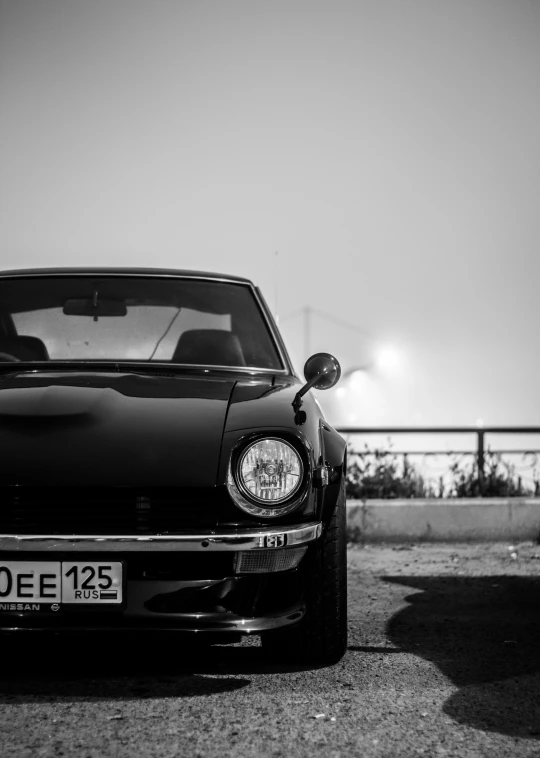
xmin=337 ymin=426 xmax=540 ymax=498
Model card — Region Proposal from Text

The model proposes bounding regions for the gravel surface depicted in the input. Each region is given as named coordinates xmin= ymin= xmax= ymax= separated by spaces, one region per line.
xmin=2 ymin=543 xmax=540 ymax=757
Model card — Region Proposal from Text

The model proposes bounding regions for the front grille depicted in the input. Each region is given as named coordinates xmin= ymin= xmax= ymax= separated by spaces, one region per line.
xmin=127 ymin=552 xmax=235 ymax=579
xmin=0 ymin=487 xmax=223 ymax=535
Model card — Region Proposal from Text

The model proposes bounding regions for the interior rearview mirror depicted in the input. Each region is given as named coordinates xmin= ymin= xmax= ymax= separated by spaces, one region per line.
xmin=63 ymin=297 xmax=128 ymax=317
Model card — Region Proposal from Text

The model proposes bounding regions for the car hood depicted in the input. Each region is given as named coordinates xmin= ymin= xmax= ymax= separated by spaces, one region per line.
xmin=0 ymin=371 xmax=240 ymax=487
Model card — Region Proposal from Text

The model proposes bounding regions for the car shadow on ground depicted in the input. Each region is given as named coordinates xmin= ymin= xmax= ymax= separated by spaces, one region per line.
xmin=0 ymin=634 xmax=321 ymax=703
xmin=382 ymin=575 xmax=540 ymax=738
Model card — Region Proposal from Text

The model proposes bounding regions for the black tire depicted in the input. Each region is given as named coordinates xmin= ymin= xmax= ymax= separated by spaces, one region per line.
xmin=261 ymin=477 xmax=347 ymax=665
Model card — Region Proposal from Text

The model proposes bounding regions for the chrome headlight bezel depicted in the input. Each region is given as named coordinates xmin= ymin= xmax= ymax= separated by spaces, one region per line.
xmin=227 ymin=435 xmax=309 ymax=518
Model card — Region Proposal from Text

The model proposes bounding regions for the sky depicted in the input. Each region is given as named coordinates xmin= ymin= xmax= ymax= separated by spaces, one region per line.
xmin=0 ymin=0 xmax=539 ymax=429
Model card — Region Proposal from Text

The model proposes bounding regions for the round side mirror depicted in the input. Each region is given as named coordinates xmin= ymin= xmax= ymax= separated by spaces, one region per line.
xmin=303 ymin=352 xmax=341 ymax=390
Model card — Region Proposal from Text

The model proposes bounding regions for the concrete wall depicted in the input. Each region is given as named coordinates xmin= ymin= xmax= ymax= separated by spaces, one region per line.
xmin=346 ymin=498 xmax=540 ymax=542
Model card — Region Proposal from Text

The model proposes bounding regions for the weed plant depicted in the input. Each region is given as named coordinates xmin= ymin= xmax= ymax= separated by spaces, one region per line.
xmin=346 ymin=443 xmax=540 ymax=499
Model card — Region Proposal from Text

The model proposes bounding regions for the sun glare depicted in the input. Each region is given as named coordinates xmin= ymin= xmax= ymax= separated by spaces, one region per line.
xmin=375 ymin=345 xmax=401 ymax=373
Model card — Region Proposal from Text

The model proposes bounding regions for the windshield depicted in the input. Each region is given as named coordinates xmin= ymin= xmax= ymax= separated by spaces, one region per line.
xmin=0 ymin=276 xmax=284 ymax=370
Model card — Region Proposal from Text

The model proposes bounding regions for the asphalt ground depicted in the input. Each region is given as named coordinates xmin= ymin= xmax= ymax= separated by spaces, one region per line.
xmin=2 ymin=543 xmax=540 ymax=757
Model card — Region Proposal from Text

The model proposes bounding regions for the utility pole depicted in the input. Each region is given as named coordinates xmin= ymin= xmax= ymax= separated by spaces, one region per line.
xmin=291 ymin=304 xmax=369 ymax=359
xmin=303 ymin=305 xmax=311 ymax=357
xmin=274 ymin=251 xmax=279 ymax=325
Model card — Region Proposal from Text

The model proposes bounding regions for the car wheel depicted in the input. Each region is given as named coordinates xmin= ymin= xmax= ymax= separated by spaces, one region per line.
xmin=261 ymin=477 xmax=347 ymax=665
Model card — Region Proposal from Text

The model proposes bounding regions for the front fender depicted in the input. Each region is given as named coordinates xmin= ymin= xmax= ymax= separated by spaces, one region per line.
xmin=318 ymin=420 xmax=347 ymax=522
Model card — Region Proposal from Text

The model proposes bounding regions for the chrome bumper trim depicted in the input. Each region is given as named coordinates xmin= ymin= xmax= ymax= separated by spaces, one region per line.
xmin=0 ymin=522 xmax=322 ymax=552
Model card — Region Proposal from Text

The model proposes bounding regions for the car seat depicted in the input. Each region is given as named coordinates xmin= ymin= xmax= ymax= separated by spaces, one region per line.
xmin=172 ymin=329 xmax=246 ymax=366
xmin=0 ymin=336 xmax=50 ymax=361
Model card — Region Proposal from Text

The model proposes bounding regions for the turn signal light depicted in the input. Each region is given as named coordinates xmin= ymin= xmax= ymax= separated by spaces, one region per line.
xmin=234 ymin=547 xmax=307 ymax=574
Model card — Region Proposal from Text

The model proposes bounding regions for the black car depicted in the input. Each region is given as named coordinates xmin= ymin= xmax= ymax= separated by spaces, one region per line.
xmin=0 ymin=268 xmax=347 ymax=664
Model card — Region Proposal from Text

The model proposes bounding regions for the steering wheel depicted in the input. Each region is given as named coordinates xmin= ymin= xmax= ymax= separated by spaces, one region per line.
xmin=0 ymin=352 xmax=20 ymax=362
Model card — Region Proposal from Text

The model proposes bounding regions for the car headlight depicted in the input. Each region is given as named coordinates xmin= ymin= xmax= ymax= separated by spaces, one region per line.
xmin=227 ymin=437 xmax=305 ymax=517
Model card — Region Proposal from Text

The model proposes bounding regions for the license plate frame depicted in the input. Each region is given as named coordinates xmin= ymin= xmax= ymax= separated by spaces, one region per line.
xmin=0 ymin=560 xmax=124 ymax=609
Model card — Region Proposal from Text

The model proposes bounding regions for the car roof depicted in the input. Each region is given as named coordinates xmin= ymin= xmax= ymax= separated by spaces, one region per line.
xmin=0 ymin=267 xmax=253 ymax=284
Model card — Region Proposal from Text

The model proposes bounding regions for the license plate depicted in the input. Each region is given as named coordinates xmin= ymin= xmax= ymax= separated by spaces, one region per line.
xmin=0 ymin=561 xmax=123 ymax=605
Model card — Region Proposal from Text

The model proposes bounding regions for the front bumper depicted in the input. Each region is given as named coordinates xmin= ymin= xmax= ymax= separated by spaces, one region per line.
xmin=0 ymin=522 xmax=321 ymax=552
xmin=0 ymin=522 xmax=321 ymax=634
